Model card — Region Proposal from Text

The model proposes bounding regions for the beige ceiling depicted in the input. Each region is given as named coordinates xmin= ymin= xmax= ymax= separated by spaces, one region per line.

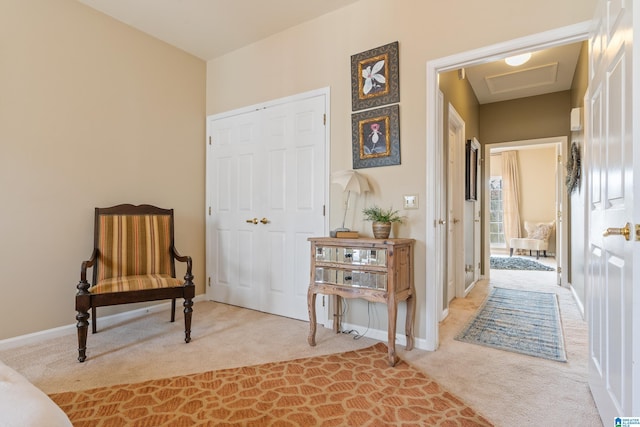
xmin=77 ymin=0 xmax=582 ymax=104
xmin=464 ymin=43 xmax=583 ymax=104
xmin=77 ymin=0 xmax=360 ymax=61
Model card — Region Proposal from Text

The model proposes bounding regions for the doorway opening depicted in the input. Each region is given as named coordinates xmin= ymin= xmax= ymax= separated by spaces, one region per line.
xmin=485 ymin=137 xmax=567 ymax=289
xmin=425 ymin=21 xmax=591 ymax=351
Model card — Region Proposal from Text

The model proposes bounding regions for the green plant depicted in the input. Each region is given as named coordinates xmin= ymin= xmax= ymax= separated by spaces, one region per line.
xmin=362 ymin=205 xmax=404 ymax=223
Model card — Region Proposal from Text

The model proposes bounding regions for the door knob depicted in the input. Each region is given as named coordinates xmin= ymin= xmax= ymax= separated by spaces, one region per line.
xmin=245 ymin=218 xmax=258 ymax=224
xmin=438 ymin=219 xmax=446 ymax=225
xmin=452 ymin=218 xmax=460 ymax=224
xmin=260 ymin=218 xmax=269 ymax=224
xmin=603 ymin=222 xmax=631 ymax=241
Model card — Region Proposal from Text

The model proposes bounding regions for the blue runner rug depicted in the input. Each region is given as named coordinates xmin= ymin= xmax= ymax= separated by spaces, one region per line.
xmin=455 ymin=287 xmax=567 ymax=362
xmin=490 ymin=256 xmax=554 ymax=271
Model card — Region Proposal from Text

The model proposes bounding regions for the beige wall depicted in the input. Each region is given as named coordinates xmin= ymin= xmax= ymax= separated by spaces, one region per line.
xmin=569 ymin=41 xmax=589 ymax=304
xmin=490 ymin=148 xmax=557 ymax=252
xmin=206 ymin=0 xmax=596 ymax=339
xmin=439 ymin=70 xmax=480 ymax=142
xmin=0 ymin=0 xmax=596 ymax=341
xmin=518 ymin=147 xmax=558 ymax=225
xmin=491 ymin=146 xmax=556 ymax=224
xmin=480 ymin=91 xmax=572 ymax=144
xmin=0 ymin=0 xmax=206 ymax=339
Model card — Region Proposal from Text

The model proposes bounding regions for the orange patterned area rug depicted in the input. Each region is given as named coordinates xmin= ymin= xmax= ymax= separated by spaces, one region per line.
xmin=49 ymin=343 xmax=493 ymax=426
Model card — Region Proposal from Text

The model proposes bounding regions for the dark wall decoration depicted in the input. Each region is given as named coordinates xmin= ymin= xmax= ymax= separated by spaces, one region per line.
xmin=352 ymin=105 xmax=400 ymax=169
xmin=351 ymin=41 xmax=400 ymax=111
xmin=465 ymin=140 xmax=478 ymax=201
xmin=566 ymin=141 xmax=581 ymax=195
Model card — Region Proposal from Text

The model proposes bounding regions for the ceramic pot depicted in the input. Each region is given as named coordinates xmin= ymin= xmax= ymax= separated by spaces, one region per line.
xmin=372 ymin=221 xmax=391 ymax=239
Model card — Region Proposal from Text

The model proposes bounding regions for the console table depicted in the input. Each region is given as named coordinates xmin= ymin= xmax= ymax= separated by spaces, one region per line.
xmin=306 ymin=237 xmax=415 ymax=366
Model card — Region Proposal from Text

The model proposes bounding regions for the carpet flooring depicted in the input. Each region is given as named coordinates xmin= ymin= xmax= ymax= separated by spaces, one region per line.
xmin=489 ymin=256 xmax=554 ymax=271
xmin=455 ymin=287 xmax=567 ymax=362
xmin=49 ymin=342 xmax=493 ymax=426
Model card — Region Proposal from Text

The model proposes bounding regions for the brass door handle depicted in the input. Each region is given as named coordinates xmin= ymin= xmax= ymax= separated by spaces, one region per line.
xmin=245 ymin=218 xmax=258 ymax=224
xmin=603 ymin=222 xmax=631 ymax=241
xmin=438 ymin=219 xmax=446 ymax=225
xmin=260 ymin=218 xmax=269 ymax=224
xmin=452 ymin=218 xmax=460 ymax=224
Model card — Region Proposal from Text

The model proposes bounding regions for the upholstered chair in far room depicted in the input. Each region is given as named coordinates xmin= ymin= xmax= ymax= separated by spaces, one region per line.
xmin=509 ymin=220 xmax=555 ymax=259
xmin=75 ymin=204 xmax=195 ymax=362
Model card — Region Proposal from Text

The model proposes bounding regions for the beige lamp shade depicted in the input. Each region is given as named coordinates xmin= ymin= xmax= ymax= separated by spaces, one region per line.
xmin=331 ymin=170 xmax=370 ymax=231
xmin=331 ymin=170 xmax=370 ymax=194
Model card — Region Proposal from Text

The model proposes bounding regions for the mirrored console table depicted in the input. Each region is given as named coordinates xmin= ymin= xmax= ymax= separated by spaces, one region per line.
xmin=307 ymin=237 xmax=415 ymax=366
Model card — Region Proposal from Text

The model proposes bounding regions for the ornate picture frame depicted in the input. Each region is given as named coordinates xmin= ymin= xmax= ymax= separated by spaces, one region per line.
xmin=351 ymin=41 xmax=399 ymax=111
xmin=351 ymin=105 xmax=400 ymax=169
xmin=465 ymin=140 xmax=478 ymax=201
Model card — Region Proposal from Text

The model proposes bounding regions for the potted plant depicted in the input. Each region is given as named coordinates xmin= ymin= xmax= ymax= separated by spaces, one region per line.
xmin=362 ymin=205 xmax=404 ymax=239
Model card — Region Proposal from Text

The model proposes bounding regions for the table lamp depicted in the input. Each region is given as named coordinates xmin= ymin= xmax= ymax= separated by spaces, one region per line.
xmin=331 ymin=169 xmax=370 ymax=235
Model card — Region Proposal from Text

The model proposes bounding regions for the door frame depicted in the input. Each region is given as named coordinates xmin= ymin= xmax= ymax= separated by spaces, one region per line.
xmin=205 ymin=87 xmax=331 ymax=324
xmin=425 ymin=21 xmax=591 ymax=350
xmin=482 ymin=137 xmax=569 ymax=289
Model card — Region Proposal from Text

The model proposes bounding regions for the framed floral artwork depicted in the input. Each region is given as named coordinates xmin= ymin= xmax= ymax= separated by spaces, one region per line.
xmin=352 ymin=105 xmax=400 ymax=169
xmin=351 ymin=41 xmax=399 ymax=111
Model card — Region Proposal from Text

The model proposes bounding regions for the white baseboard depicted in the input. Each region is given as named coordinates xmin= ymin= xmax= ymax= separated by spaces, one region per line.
xmin=0 ymin=295 xmax=206 ymax=351
xmin=568 ymin=282 xmax=585 ymax=320
xmin=335 ymin=321 xmax=430 ymax=351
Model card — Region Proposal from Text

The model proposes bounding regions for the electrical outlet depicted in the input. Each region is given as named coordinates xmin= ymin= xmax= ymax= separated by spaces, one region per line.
xmin=403 ymin=194 xmax=418 ymax=209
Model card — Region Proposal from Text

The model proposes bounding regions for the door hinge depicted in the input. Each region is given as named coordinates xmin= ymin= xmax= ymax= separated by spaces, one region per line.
xmin=323 ymin=114 xmax=326 ymax=125
xmin=209 ymin=136 xmax=212 ymax=145
xmin=209 ymin=206 xmax=212 ymax=215
xmin=557 ymin=267 xmax=562 ymax=274
xmin=323 ymin=205 xmax=326 ymax=216
xmin=322 ymin=296 xmax=325 ymax=307
xmin=208 ymin=277 xmax=211 ymax=287
xmin=557 ymin=154 xmax=562 ymax=163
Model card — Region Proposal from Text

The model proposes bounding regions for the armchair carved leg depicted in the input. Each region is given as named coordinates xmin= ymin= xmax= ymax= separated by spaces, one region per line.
xmin=76 ymin=283 xmax=91 ymax=363
xmin=183 ymin=271 xmax=195 ymax=344
xmin=183 ymin=297 xmax=193 ymax=343
xmin=76 ymin=312 xmax=89 ymax=362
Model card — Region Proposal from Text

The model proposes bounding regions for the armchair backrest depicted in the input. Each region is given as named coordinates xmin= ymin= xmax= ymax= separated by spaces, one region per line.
xmin=523 ymin=220 xmax=555 ymax=242
xmin=93 ymin=204 xmax=176 ymax=284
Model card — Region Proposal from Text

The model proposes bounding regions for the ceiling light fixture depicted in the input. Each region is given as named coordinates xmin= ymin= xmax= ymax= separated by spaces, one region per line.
xmin=505 ymin=52 xmax=532 ymax=66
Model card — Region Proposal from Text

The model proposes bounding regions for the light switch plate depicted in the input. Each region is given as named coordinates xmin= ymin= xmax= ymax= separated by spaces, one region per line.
xmin=403 ymin=194 xmax=418 ymax=209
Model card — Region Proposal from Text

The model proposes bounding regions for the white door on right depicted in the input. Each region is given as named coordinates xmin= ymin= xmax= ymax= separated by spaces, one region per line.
xmin=586 ymin=0 xmax=639 ymax=420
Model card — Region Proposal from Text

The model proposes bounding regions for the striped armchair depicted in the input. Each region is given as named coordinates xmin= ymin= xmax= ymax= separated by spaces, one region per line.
xmin=75 ymin=204 xmax=195 ymax=362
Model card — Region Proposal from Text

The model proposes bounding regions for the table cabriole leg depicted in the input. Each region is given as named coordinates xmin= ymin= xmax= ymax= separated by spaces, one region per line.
xmin=307 ymin=289 xmax=317 ymax=346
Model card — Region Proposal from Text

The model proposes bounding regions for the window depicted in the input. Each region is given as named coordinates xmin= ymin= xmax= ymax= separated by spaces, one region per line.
xmin=489 ymin=177 xmax=505 ymax=247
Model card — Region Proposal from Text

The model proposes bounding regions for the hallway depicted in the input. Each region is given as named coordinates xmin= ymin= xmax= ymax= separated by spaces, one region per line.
xmin=400 ymin=264 xmax=601 ymax=426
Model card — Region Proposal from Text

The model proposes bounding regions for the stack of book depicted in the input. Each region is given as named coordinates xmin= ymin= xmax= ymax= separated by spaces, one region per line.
xmin=335 ymin=231 xmax=359 ymax=238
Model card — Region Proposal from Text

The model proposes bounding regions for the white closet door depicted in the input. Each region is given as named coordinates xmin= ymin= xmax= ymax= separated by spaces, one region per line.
xmin=207 ymin=92 xmax=327 ymax=321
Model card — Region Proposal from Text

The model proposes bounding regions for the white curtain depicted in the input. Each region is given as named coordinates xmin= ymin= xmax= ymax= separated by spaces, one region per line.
xmin=502 ymin=151 xmax=522 ymax=248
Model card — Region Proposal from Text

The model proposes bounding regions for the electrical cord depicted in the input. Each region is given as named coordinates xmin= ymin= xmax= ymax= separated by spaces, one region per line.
xmin=338 ymin=300 xmax=372 ymax=340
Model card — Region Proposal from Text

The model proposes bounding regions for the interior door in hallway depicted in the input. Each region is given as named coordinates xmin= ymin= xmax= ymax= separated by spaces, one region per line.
xmin=206 ymin=93 xmax=327 ymax=321
xmin=447 ymin=105 xmax=465 ymax=304
xmin=586 ymin=0 xmax=639 ymax=419
xmin=464 ymin=137 xmax=481 ymax=293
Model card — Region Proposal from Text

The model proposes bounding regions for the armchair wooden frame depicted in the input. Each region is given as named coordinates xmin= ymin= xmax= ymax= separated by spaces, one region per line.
xmin=75 ymin=204 xmax=195 ymax=362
